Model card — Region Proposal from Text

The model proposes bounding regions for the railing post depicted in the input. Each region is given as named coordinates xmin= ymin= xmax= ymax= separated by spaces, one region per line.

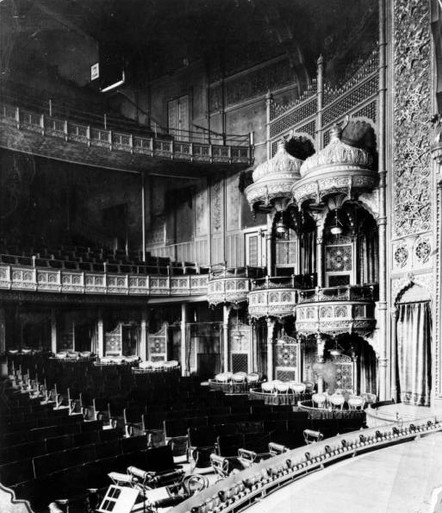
xmin=129 ymin=134 xmax=134 ymax=154
xmin=49 ymin=99 xmax=52 ymax=117
xmin=15 ymin=106 xmax=20 ymax=129
xmin=316 ymin=55 xmax=324 ymax=150
xmin=64 ymin=120 xmax=68 ymax=142
xmin=40 ymin=114 xmax=45 ymax=136
xmin=150 ymin=137 xmax=154 ymax=157
xmin=86 ymin=126 xmax=91 ymax=147
xmin=190 ymin=142 xmax=194 ymax=161
xmin=209 ymin=144 xmax=213 ymax=163
xmin=108 ymin=130 xmax=113 ymax=151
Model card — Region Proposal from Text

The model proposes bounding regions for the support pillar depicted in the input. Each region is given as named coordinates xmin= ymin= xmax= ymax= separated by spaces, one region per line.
xmin=140 ymin=310 xmax=148 ymax=361
xmin=181 ymin=303 xmax=187 ymax=376
xmin=316 ymin=235 xmax=323 ymax=287
xmin=390 ymin=307 xmax=398 ymax=401
xmin=266 ymin=214 xmax=273 ymax=276
xmin=266 ymin=318 xmax=275 ymax=381
xmin=377 ymin=0 xmax=389 ymax=400
xmin=223 ymin=305 xmax=231 ymax=372
xmin=0 ymin=308 xmax=6 ymax=354
xmin=50 ymin=309 xmax=57 ymax=354
xmin=316 ymin=333 xmax=325 ymax=393
xmin=97 ymin=309 xmax=104 ymax=359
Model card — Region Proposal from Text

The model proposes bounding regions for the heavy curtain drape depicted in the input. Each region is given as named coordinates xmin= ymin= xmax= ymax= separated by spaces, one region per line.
xmin=396 ymin=301 xmax=432 ymax=406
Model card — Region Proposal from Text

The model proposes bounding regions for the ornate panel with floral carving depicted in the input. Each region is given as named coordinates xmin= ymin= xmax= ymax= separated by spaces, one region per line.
xmin=393 ymin=0 xmax=432 ymax=237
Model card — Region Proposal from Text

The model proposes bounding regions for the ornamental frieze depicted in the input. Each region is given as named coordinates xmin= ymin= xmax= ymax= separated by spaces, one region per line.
xmin=393 ymin=0 xmax=432 ymax=237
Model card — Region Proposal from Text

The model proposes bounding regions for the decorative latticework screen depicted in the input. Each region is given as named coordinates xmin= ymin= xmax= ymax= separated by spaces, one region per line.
xmin=232 ymin=353 xmax=249 ymax=373
xmin=329 ymin=354 xmax=355 ymax=392
xmin=275 ymin=334 xmax=300 ymax=382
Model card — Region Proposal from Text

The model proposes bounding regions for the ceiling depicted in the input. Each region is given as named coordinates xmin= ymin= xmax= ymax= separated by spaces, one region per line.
xmin=1 ymin=0 xmax=378 ymax=85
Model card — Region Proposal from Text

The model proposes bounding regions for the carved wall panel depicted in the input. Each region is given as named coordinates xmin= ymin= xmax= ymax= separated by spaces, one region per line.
xmin=195 ymin=182 xmax=209 ymax=237
xmin=392 ymin=0 xmax=432 ymax=238
xmin=210 ymin=179 xmax=223 ymax=234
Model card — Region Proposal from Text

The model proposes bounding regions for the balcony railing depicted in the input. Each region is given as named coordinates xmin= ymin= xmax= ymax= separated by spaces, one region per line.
xmin=1 ymin=102 xmax=253 ymax=165
xmin=295 ymin=285 xmax=377 ymax=337
xmin=297 ymin=285 xmax=376 ymax=304
xmin=0 ymin=265 xmax=208 ymax=298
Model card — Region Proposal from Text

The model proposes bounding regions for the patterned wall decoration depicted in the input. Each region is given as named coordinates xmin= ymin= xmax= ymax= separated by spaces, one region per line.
xmin=226 ymin=174 xmax=240 ymax=232
xmin=195 ymin=184 xmax=209 ymax=238
xmin=209 ymin=58 xmax=292 ymax=112
xmin=325 ymin=245 xmax=353 ymax=272
xmin=105 ymin=324 xmax=122 ymax=355
xmin=394 ymin=242 xmax=409 ymax=269
xmin=148 ymin=323 xmax=168 ymax=362
xmin=414 ymin=237 xmax=431 ymax=265
xmin=393 ymin=0 xmax=432 ymax=237
xmin=210 ymin=179 xmax=223 ymax=234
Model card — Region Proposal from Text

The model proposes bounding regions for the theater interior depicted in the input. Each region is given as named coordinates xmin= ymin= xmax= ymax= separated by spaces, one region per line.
xmin=1 ymin=0 xmax=442 ymax=512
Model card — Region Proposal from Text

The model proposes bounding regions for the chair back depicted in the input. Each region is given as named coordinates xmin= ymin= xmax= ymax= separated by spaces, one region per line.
xmin=329 ymin=393 xmax=345 ymax=409
xmin=275 ymin=382 xmax=289 ymax=394
xmin=312 ymin=393 xmax=327 ymax=407
xmin=261 ymin=381 xmax=274 ymax=393
xmin=348 ymin=395 xmax=365 ymax=410
xmin=232 ymin=372 xmax=246 ymax=383
xmin=246 ymin=372 xmax=260 ymax=383
xmin=289 ymin=382 xmax=306 ymax=394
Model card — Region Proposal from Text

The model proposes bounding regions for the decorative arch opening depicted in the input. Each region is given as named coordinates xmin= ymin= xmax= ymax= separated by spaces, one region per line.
xmin=323 ymin=202 xmax=378 ymax=288
xmin=395 ymin=284 xmax=432 ymax=406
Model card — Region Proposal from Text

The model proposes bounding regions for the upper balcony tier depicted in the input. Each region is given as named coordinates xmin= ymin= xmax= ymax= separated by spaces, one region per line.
xmin=207 ymin=265 xmax=265 ymax=306
xmin=295 ymin=285 xmax=377 ymax=337
xmin=0 ymin=101 xmax=253 ymax=176
xmin=248 ymin=275 xmax=316 ymax=319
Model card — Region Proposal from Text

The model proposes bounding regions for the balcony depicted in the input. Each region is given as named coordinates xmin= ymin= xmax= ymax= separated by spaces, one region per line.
xmin=207 ymin=266 xmax=264 ymax=306
xmin=0 ymin=264 xmax=208 ymax=298
xmin=295 ymin=285 xmax=377 ymax=337
xmin=0 ymin=102 xmax=253 ymax=172
xmin=248 ymin=276 xmax=300 ymax=319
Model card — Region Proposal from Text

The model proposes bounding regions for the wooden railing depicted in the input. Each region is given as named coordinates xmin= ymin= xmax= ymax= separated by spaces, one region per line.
xmin=0 ymin=264 xmax=208 ymax=297
xmin=0 ymin=102 xmax=253 ymax=165
xmin=171 ymin=418 xmax=441 ymax=513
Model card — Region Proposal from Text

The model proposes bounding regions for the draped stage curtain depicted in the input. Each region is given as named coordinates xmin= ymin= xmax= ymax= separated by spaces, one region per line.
xmin=396 ymin=301 xmax=432 ymax=406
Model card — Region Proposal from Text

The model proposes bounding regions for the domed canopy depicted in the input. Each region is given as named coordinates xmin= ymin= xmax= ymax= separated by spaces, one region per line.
xmin=300 ymin=125 xmax=373 ymax=178
xmin=245 ymin=140 xmax=302 ymax=212
xmin=293 ymin=124 xmax=377 ymax=206
xmin=253 ymin=140 xmax=302 ymax=182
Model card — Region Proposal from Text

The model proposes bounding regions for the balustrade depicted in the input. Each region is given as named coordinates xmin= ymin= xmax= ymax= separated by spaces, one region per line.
xmin=0 ymin=101 xmax=252 ymax=165
xmin=0 ymin=265 xmax=209 ymax=298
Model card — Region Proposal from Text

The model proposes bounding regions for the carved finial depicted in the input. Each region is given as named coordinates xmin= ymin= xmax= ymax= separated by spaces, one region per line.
xmin=330 ymin=124 xmax=343 ymax=141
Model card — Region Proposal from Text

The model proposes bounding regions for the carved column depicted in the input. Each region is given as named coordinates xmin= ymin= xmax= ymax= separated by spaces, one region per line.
xmin=0 ymin=308 xmax=5 ymax=354
xmin=390 ymin=307 xmax=398 ymax=401
xmin=377 ymin=0 xmax=388 ymax=400
xmin=141 ymin=172 xmax=147 ymax=262
xmin=97 ymin=309 xmax=104 ymax=359
xmin=266 ymin=214 xmax=273 ymax=276
xmin=265 ymin=91 xmax=273 ymax=160
xmin=316 ymin=333 xmax=325 ymax=393
xmin=316 ymin=234 xmax=323 ymax=288
xmin=266 ymin=318 xmax=275 ymax=380
xmin=181 ymin=303 xmax=188 ymax=376
xmin=140 ymin=310 xmax=148 ymax=361
xmin=316 ymin=55 xmax=324 ymax=150
xmin=223 ymin=305 xmax=232 ymax=372
xmin=50 ymin=309 xmax=57 ymax=354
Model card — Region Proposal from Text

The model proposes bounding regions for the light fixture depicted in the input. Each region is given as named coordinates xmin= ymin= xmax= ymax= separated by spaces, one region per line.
xmin=275 ymin=219 xmax=288 ymax=235
xmin=330 ymin=209 xmax=343 ymax=236
xmin=329 ymin=339 xmax=342 ymax=357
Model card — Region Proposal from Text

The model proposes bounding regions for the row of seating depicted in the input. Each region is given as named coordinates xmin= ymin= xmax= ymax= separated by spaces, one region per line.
xmin=0 ymin=252 xmax=205 ymax=276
